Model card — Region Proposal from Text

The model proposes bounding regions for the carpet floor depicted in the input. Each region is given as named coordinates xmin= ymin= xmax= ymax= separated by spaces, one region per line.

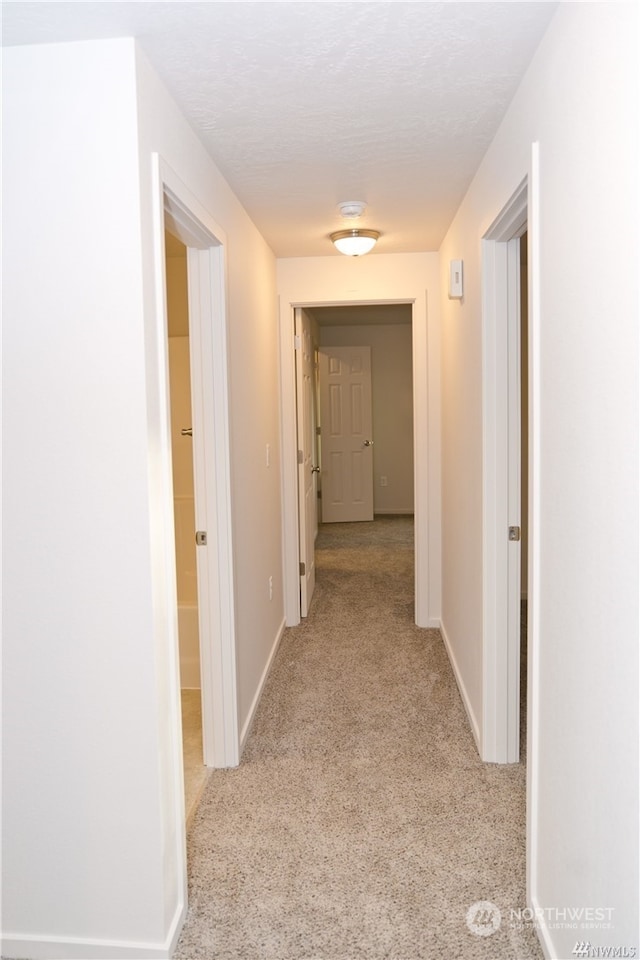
xmin=174 ymin=516 xmax=541 ymax=960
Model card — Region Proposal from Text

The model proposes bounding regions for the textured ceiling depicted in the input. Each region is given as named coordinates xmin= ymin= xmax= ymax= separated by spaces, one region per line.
xmin=2 ymin=1 xmax=558 ymax=257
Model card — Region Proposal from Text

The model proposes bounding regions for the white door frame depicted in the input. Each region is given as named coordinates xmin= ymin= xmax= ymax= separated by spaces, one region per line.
xmin=481 ymin=171 xmax=537 ymax=766
xmin=153 ymin=155 xmax=239 ymax=770
xmin=280 ymin=298 xmax=433 ymax=628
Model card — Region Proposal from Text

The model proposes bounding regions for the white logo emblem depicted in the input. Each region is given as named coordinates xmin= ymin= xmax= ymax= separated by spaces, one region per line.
xmin=466 ymin=900 xmax=502 ymax=937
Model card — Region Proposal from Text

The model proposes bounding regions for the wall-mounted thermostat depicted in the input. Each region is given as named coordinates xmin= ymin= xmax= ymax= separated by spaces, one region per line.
xmin=449 ymin=259 xmax=464 ymax=299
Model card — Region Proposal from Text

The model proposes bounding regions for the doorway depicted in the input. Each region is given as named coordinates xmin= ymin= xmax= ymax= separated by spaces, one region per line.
xmin=297 ymin=303 xmax=415 ymax=615
xmin=481 ymin=178 xmax=529 ymax=764
xmin=155 ymin=157 xmax=239 ymax=778
xmin=278 ymin=263 xmax=440 ymax=632
xmin=164 ymin=230 xmax=207 ymax=820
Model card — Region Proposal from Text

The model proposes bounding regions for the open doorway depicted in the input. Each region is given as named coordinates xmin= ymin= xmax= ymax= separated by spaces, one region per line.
xmin=164 ymin=230 xmax=207 ymax=820
xmin=296 ymin=303 xmax=415 ymax=615
xmin=279 ymin=265 xmax=440 ymax=633
xmin=155 ymin=158 xmax=240 ymax=785
xmin=481 ymin=178 xmax=529 ymax=764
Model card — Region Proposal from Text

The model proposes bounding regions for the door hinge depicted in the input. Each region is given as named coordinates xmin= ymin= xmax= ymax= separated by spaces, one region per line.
xmin=298 ymin=449 xmax=304 ymax=464
xmin=195 ymin=530 xmax=208 ymax=546
xmin=508 ymin=526 xmax=521 ymax=542
xmin=299 ymin=561 xmax=306 ymax=576
xmin=316 ymin=426 xmax=321 ymax=435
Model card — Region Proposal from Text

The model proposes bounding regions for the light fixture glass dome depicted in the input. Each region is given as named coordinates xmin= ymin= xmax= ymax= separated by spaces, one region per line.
xmin=330 ymin=229 xmax=380 ymax=257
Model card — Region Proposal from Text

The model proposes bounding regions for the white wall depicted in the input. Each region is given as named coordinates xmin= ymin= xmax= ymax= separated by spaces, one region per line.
xmin=439 ymin=4 xmax=638 ymax=956
xmin=319 ymin=323 xmax=414 ymax=514
xmin=2 ymin=39 xmax=169 ymax=958
xmin=2 ymin=37 xmax=284 ymax=959
xmin=277 ymin=253 xmax=441 ymax=628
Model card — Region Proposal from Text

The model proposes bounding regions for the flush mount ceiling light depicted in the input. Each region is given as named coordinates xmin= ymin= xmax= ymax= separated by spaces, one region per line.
xmin=330 ymin=229 xmax=380 ymax=257
xmin=330 ymin=201 xmax=380 ymax=256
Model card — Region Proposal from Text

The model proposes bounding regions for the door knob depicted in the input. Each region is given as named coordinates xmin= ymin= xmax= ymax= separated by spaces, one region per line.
xmin=363 ymin=439 xmax=374 ymax=447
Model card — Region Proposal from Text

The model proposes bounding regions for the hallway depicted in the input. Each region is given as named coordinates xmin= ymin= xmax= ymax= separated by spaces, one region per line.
xmin=175 ymin=517 xmax=541 ymax=959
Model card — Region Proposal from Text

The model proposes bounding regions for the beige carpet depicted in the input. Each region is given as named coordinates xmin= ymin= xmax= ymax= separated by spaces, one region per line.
xmin=174 ymin=516 xmax=541 ymax=960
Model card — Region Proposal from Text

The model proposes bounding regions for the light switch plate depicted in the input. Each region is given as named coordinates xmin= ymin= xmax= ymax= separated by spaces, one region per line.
xmin=449 ymin=259 xmax=463 ymax=299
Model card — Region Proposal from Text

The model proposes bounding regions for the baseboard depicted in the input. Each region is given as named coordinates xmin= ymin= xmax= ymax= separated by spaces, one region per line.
xmin=373 ymin=509 xmax=414 ymax=516
xmin=166 ymin=898 xmax=188 ymax=959
xmin=527 ymin=893 xmax=554 ymax=960
xmin=239 ymin=616 xmax=286 ymax=752
xmin=1 ymin=936 xmax=172 ymax=960
xmin=1 ymin=797 xmax=188 ymax=960
xmin=439 ymin=619 xmax=482 ymax=755
xmin=1 ymin=916 xmax=184 ymax=960
xmin=0 ymin=938 xmax=162 ymax=960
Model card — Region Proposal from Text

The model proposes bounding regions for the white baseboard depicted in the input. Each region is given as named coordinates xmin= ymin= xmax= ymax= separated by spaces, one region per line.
xmin=1 ymin=904 xmax=186 ymax=960
xmin=439 ymin=619 xmax=482 ymax=755
xmin=239 ymin=616 xmax=286 ymax=752
xmin=0 ymin=937 xmax=168 ymax=960
xmin=527 ymin=894 xmax=554 ymax=960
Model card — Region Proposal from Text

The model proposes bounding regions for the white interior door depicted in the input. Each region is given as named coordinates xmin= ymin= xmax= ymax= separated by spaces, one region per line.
xmin=319 ymin=345 xmax=374 ymax=523
xmin=295 ymin=308 xmax=317 ymax=616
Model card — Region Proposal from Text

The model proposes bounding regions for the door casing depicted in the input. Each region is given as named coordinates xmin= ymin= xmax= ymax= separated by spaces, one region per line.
xmin=480 ymin=151 xmax=540 ymax=851
xmin=481 ymin=177 xmax=527 ymax=765
xmin=153 ymin=155 xmax=239 ymax=781
xmin=280 ymin=296 xmax=437 ymax=629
